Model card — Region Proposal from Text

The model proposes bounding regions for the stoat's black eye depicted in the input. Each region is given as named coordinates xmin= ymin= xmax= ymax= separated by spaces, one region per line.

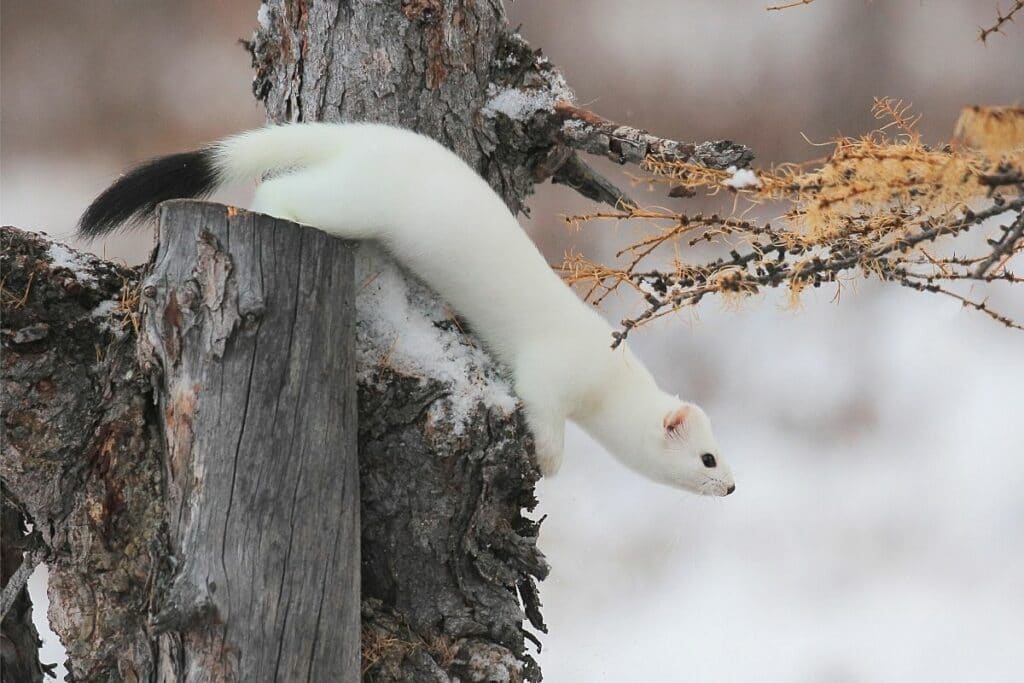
xmin=701 ymin=453 xmax=717 ymax=468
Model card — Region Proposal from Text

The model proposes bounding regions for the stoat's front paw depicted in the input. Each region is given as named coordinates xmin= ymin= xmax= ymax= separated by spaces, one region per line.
xmin=525 ymin=414 xmax=565 ymax=477
xmin=515 ymin=376 xmax=566 ymax=477
xmin=533 ymin=437 xmax=564 ymax=477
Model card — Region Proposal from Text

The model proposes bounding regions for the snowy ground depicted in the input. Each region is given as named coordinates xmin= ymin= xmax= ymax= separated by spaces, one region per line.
xmin=535 ymin=287 xmax=1024 ymax=682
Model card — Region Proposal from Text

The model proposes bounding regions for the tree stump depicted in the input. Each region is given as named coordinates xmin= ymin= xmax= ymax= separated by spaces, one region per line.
xmin=141 ymin=200 xmax=360 ymax=680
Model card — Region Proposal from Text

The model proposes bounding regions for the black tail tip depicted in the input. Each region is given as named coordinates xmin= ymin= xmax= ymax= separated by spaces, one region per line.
xmin=77 ymin=148 xmax=218 ymax=239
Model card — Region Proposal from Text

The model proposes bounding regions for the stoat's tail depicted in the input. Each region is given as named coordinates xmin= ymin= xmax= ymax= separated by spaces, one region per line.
xmin=77 ymin=124 xmax=346 ymax=238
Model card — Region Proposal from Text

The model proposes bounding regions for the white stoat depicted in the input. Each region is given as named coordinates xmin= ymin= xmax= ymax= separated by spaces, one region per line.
xmin=79 ymin=123 xmax=736 ymax=496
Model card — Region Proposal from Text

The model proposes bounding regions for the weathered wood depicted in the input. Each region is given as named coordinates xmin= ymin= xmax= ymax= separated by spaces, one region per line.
xmin=139 ymin=201 xmax=359 ymax=681
xmin=3 ymin=211 xmax=362 ymax=680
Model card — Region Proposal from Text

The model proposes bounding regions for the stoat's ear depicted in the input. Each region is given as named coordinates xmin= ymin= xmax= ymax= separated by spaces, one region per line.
xmin=663 ymin=406 xmax=690 ymax=435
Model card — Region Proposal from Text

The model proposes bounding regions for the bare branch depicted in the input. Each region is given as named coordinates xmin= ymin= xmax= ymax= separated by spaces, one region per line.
xmin=974 ymin=211 xmax=1024 ymax=276
xmin=574 ymin=199 xmax=1024 ymax=348
xmin=554 ymin=101 xmax=754 ymax=170
xmin=980 ymin=1 xmax=1024 ymax=42
xmin=767 ymin=0 xmax=816 ymax=11
xmin=549 ymin=151 xmax=637 ymax=208
xmin=0 ymin=544 xmax=46 ymax=620
xmin=766 ymin=0 xmax=1023 ymax=42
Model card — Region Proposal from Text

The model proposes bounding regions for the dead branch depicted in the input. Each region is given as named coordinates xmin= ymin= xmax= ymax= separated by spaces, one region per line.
xmin=974 ymin=211 xmax=1024 ymax=276
xmin=767 ymin=0 xmax=1024 ymax=43
xmin=767 ymin=0 xmax=816 ymax=11
xmin=555 ymin=101 xmax=754 ymax=170
xmin=980 ymin=1 xmax=1024 ymax=42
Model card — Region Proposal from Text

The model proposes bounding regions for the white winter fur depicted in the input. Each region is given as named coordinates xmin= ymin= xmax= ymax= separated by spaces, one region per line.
xmin=213 ymin=123 xmax=735 ymax=496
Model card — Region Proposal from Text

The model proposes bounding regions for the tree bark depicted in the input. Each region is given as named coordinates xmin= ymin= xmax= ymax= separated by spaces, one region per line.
xmin=3 ymin=199 xmax=364 ymax=681
xmin=140 ymin=202 xmax=360 ymax=680
xmin=2 ymin=224 xmax=167 ymax=680
xmin=2 ymin=1 xmax=761 ymax=680
xmin=2 ymin=211 xmax=546 ymax=681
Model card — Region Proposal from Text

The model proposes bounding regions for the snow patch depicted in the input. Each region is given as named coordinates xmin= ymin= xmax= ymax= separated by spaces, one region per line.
xmin=256 ymin=3 xmax=272 ymax=30
xmin=722 ymin=165 xmax=761 ymax=190
xmin=90 ymin=299 xmax=127 ymax=338
xmin=355 ymin=246 xmax=517 ymax=433
xmin=638 ymin=277 xmax=683 ymax=304
xmin=465 ymin=648 xmax=522 ymax=682
xmin=91 ymin=299 xmax=118 ymax=318
xmin=562 ymin=118 xmax=587 ymax=133
xmin=481 ymin=87 xmax=559 ymax=120
xmin=481 ymin=65 xmax=574 ymax=121
xmin=47 ymin=243 xmax=98 ymax=286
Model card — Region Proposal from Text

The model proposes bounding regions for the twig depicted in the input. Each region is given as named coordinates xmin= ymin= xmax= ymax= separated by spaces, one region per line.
xmin=979 ymin=0 xmax=1024 ymax=42
xmin=549 ymin=151 xmax=637 ymax=209
xmin=767 ymin=0 xmax=816 ymax=11
xmin=600 ymin=198 xmax=1024 ymax=347
xmin=974 ymin=211 xmax=1024 ymax=276
xmin=558 ymin=100 xmax=1023 ymax=347
xmin=978 ymin=170 xmax=1024 ymax=187
xmin=894 ymin=275 xmax=1024 ymax=332
xmin=0 ymin=544 xmax=47 ymax=620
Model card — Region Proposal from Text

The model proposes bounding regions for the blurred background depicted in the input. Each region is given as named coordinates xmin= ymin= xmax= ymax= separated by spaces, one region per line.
xmin=3 ymin=1 xmax=1022 ymax=681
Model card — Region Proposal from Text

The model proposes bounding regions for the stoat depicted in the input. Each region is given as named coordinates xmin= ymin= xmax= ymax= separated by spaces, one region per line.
xmin=79 ymin=123 xmax=736 ymax=496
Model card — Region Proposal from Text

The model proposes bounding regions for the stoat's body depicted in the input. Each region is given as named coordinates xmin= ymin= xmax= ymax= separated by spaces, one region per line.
xmin=80 ymin=123 xmax=735 ymax=496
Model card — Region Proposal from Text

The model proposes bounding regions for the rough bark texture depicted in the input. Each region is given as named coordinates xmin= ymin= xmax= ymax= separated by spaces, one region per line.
xmin=3 ymin=203 xmax=364 ymax=682
xmin=2 ymin=217 xmax=545 ymax=683
xmin=4 ymin=1 xmax=556 ymax=680
xmin=139 ymin=202 xmax=360 ymax=680
xmin=553 ymin=101 xmax=754 ymax=169
xmin=250 ymin=0 xmax=574 ymax=215
xmin=252 ymin=1 xmax=551 ymax=680
xmin=2 ymin=224 xmax=168 ymax=681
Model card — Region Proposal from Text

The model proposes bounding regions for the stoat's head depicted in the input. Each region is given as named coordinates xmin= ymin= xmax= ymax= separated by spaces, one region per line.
xmin=649 ymin=403 xmax=735 ymax=496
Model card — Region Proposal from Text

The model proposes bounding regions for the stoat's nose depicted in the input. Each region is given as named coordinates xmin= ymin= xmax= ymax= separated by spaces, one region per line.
xmin=725 ymin=484 xmax=736 ymax=495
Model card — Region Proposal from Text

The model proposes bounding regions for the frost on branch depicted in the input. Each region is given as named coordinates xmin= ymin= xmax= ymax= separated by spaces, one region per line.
xmin=559 ymin=100 xmax=1024 ymax=346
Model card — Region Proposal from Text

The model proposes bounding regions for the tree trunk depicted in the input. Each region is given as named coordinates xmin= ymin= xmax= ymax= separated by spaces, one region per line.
xmin=2 ymin=224 xmax=167 ymax=681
